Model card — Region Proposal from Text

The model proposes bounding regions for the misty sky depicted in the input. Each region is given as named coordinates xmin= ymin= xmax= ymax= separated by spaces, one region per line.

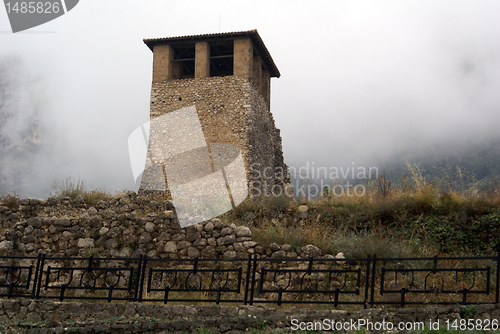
xmin=1 ymin=1 xmax=500 ymax=198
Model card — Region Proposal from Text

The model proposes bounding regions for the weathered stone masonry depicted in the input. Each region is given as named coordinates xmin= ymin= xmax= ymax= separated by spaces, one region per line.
xmin=0 ymin=193 xmax=323 ymax=260
xmin=140 ymin=30 xmax=290 ymax=197
xmin=1 ymin=300 xmax=500 ymax=333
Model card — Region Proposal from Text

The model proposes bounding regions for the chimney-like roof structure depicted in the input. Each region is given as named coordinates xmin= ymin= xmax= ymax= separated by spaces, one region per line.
xmin=143 ymin=29 xmax=280 ymax=78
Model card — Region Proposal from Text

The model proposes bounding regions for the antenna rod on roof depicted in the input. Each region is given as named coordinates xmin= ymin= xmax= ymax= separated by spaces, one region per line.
xmin=219 ymin=13 xmax=221 ymax=33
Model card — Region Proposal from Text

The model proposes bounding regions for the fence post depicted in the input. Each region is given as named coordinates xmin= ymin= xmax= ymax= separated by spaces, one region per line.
xmin=35 ymin=253 xmax=46 ymax=299
xmin=364 ymin=254 xmax=371 ymax=309
xmin=31 ymin=253 xmax=42 ymax=298
xmin=133 ymin=255 xmax=143 ymax=301
xmin=370 ymin=254 xmax=377 ymax=308
xmin=244 ymin=254 xmax=252 ymax=305
xmin=249 ymin=254 xmax=258 ymax=305
xmin=496 ymin=252 xmax=500 ymax=304
xmin=138 ymin=255 xmax=148 ymax=302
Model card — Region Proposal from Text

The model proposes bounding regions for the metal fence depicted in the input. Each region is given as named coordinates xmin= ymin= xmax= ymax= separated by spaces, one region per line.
xmin=0 ymin=253 xmax=499 ymax=308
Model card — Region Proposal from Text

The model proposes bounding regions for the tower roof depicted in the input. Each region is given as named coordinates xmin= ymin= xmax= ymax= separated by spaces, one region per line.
xmin=143 ymin=29 xmax=280 ymax=78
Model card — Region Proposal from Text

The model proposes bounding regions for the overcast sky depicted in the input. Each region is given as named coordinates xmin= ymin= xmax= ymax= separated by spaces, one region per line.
xmin=1 ymin=1 xmax=500 ymax=198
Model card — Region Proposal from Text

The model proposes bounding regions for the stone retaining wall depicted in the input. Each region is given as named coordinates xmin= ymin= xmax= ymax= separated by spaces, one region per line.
xmin=0 ymin=193 xmax=324 ymax=260
xmin=0 ymin=300 xmax=499 ymax=333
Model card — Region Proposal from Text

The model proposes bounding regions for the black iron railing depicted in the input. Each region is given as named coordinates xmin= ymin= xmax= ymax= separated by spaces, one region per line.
xmin=0 ymin=253 xmax=498 ymax=308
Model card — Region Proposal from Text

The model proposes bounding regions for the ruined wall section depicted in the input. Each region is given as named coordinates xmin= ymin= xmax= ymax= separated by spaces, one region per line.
xmin=143 ymin=76 xmax=289 ymax=198
xmin=0 ymin=194 xmax=323 ymax=260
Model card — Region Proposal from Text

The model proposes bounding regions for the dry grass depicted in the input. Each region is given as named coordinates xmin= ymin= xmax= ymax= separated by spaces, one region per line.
xmin=0 ymin=192 xmax=20 ymax=208
xmin=51 ymin=177 xmax=125 ymax=205
xmin=225 ymin=163 xmax=500 ymax=259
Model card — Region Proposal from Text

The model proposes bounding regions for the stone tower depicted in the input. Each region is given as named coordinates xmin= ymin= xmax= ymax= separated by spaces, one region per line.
xmin=140 ymin=30 xmax=290 ymax=201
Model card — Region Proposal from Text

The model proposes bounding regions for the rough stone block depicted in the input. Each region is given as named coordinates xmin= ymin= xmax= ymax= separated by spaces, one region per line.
xmin=235 ymin=226 xmax=252 ymax=238
xmin=164 ymin=241 xmax=177 ymax=253
xmin=77 ymin=238 xmax=94 ymax=248
xmin=26 ymin=311 xmax=42 ymax=323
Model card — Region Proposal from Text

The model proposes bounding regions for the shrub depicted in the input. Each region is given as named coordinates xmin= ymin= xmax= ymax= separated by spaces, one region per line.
xmin=52 ymin=177 xmax=86 ymax=199
xmin=83 ymin=189 xmax=110 ymax=206
xmin=0 ymin=192 xmax=20 ymax=208
xmin=51 ymin=176 xmax=111 ymax=205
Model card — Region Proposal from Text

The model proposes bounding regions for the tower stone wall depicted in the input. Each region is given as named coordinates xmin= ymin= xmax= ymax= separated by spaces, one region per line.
xmin=140 ymin=30 xmax=290 ymax=199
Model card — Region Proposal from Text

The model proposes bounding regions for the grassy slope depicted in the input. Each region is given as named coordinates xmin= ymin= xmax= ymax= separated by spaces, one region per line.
xmin=225 ymin=163 xmax=500 ymax=258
